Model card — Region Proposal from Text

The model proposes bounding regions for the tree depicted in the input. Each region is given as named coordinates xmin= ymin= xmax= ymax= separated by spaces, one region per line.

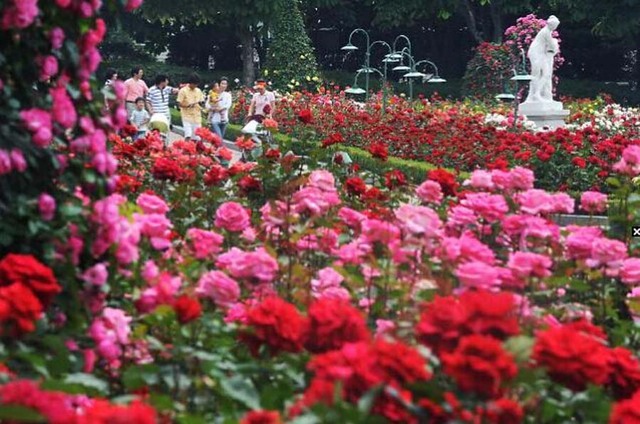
xmin=140 ymin=0 xmax=288 ymax=85
xmin=263 ymin=0 xmax=320 ymax=91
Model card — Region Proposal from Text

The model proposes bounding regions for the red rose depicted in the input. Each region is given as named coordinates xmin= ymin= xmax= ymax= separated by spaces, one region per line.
xmin=345 ymin=176 xmax=367 ymax=196
xmin=611 ymin=390 xmax=640 ymax=423
xmin=238 ymin=175 xmax=262 ymax=193
xmin=81 ymin=399 xmax=157 ymax=424
xmin=297 ymin=109 xmax=313 ymax=124
xmin=240 ymin=410 xmax=282 ymax=424
xmin=265 ymin=148 xmax=280 ymax=160
xmin=173 ymin=295 xmax=202 ymax=324
xmin=482 ymin=398 xmax=524 ymax=424
xmin=532 ymin=324 xmax=611 ymax=391
xmin=0 ymin=283 xmax=43 ymax=335
xmin=241 ymin=297 xmax=307 ymax=356
xmin=442 ymin=335 xmax=517 ymax=398
xmin=416 ymin=295 xmax=467 ymax=354
xmin=384 ymin=170 xmax=406 ymax=189
xmin=367 ymin=142 xmax=388 ymax=161
xmin=0 ymin=253 xmax=60 ymax=307
xmin=204 ymin=165 xmax=229 ymax=186
xmin=427 ymin=169 xmax=458 ymax=197
xmin=572 ymin=156 xmax=587 ymax=168
xmin=459 ymin=290 xmax=520 ymax=340
xmin=302 ymin=340 xmax=430 ymax=423
xmin=608 ymin=347 xmax=640 ymax=400
xmin=321 ymin=133 xmax=344 ymax=148
xmin=304 ymin=298 xmax=369 ymax=353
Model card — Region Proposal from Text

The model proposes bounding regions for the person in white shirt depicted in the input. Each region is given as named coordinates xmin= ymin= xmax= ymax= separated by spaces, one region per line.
xmin=247 ymin=79 xmax=275 ymax=123
xmin=206 ymin=77 xmax=232 ymax=139
xmin=147 ymin=74 xmax=179 ymax=126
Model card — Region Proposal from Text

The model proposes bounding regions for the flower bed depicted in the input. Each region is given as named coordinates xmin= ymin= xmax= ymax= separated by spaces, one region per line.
xmin=236 ymin=90 xmax=640 ymax=193
xmin=6 ymin=2 xmax=640 ymax=423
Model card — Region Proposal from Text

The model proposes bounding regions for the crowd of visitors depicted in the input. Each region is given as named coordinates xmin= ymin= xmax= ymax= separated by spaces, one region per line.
xmin=103 ymin=66 xmax=276 ymax=144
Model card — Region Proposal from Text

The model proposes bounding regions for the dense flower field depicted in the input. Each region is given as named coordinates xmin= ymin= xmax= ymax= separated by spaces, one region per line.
xmin=5 ymin=1 xmax=640 ymax=423
xmin=234 ymin=90 xmax=640 ymax=193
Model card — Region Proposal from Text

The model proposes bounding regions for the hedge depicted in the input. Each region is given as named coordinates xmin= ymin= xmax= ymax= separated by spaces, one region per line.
xmin=223 ymin=124 xmax=465 ymax=183
xmin=168 ymin=111 xmax=463 ymax=183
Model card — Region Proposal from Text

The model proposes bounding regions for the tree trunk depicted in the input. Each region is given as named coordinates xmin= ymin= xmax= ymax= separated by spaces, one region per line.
xmin=238 ymin=26 xmax=255 ymax=87
xmin=489 ymin=0 xmax=503 ymax=43
xmin=459 ymin=0 xmax=484 ymax=44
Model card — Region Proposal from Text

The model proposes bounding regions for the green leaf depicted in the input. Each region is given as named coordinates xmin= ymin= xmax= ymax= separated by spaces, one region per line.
xmin=122 ymin=364 xmax=161 ymax=390
xmin=219 ymin=375 xmax=261 ymax=410
xmin=606 ymin=177 xmax=621 ymax=188
xmin=0 ymin=405 xmax=45 ymax=422
xmin=357 ymin=385 xmax=383 ymax=414
xmin=177 ymin=415 xmax=208 ymax=424
xmin=64 ymin=373 xmax=109 ymax=395
xmin=503 ymin=336 xmax=534 ymax=364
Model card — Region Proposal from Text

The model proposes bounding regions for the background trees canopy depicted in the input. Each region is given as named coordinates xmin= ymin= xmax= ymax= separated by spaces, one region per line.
xmin=101 ymin=0 xmax=640 ymax=92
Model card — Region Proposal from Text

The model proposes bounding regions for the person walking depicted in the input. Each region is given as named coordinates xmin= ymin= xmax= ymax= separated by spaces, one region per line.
xmin=177 ymin=73 xmax=205 ymax=141
xmin=147 ymin=74 xmax=178 ymax=126
xmin=103 ymin=68 xmax=118 ymax=112
xmin=247 ymin=79 xmax=275 ymax=123
xmin=206 ymin=77 xmax=232 ymax=139
xmin=124 ymin=66 xmax=149 ymax=116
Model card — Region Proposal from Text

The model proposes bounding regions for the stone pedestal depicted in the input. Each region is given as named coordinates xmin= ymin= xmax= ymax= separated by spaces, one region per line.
xmin=518 ymin=100 xmax=570 ymax=130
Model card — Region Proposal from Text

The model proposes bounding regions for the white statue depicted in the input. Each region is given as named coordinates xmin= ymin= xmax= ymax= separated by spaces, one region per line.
xmin=525 ymin=15 xmax=560 ymax=103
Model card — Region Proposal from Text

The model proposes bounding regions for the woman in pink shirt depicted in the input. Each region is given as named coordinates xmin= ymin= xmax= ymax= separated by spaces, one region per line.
xmin=124 ymin=66 xmax=149 ymax=115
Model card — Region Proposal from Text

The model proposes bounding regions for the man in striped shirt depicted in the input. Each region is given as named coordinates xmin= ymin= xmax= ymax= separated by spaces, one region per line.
xmin=146 ymin=74 xmax=178 ymax=125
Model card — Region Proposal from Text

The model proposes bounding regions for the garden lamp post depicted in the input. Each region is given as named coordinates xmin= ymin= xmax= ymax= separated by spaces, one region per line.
xmin=344 ymin=70 xmax=367 ymax=96
xmin=341 ymin=28 xmax=373 ymax=100
xmin=393 ymin=50 xmax=446 ymax=101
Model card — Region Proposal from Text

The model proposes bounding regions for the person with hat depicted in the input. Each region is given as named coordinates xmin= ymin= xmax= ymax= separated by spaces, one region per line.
xmin=247 ymin=79 xmax=275 ymax=123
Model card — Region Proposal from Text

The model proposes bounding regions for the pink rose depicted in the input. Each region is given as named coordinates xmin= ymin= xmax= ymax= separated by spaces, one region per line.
xmin=337 ymin=207 xmax=367 ymax=230
xmin=466 ymin=170 xmax=494 ymax=190
xmin=9 ymin=149 xmax=26 ymax=172
xmin=623 ymin=145 xmax=640 ymax=166
xmin=308 ymin=170 xmax=336 ymax=192
xmin=38 ymin=193 xmax=56 ymax=221
xmin=38 ymin=55 xmax=59 ymax=81
xmin=50 ymin=85 xmax=77 ymax=128
xmin=20 ymin=108 xmax=53 ymax=147
xmin=580 ymin=191 xmax=608 ymax=214
xmin=461 ymin=192 xmax=509 ymax=222
xmin=136 ymin=193 xmax=169 ymax=215
xmin=81 ymin=263 xmax=108 ymax=286
xmin=125 ymin=0 xmax=144 ymax=11
xmin=0 ymin=150 xmax=12 ymax=175
xmin=621 ymin=258 xmax=640 ymax=285
xmin=455 ymin=261 xmax=501 ymax=290
xmin=508 ymin=167 xmax=535 ymax=190
xmin=507 ymin=252 xmax=553 ymax=279
xmin=394 ymin=204 xmax=442 ymax=238
xmin=416 ymin=180 xmax=444 ymax=203
xmin=361 ymin=219 xmax=401 ymax=244
xmin=1 ymin=0 xmax=39 ymax=30
xmin=311 ymin=267 xmax=344 ymax=293
xmin=216 ymin=247 xmax=279 ymax=283
xmin=187 ymin=228 xmax=224 ymax=259
xmin=293 ymin=187 xmax=341 ymax=216
xmin=49 ymin=27 xmax=65 ymax=49
xmin=215 ymin=201 xmax=250 ymax=232
xmin=196 ymin=271 xmax=240 ymax=309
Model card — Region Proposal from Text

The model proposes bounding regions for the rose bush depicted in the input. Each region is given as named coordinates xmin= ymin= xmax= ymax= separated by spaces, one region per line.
xmin=5 ymin=1 xmax=640 ymax=423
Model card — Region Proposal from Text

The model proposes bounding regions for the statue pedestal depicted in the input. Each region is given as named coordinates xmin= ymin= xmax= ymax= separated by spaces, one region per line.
xmin=518 ymin=100 xmax=569 ymax=130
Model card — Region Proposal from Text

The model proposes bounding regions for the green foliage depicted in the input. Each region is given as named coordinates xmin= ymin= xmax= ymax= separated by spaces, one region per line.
xmin=263 ymin=0 xmax=320 ymax=92
xmin=224 ymin=124 xmax=467 ymax=183
xmin=461 ymin=42 xmax=515 ymax=100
